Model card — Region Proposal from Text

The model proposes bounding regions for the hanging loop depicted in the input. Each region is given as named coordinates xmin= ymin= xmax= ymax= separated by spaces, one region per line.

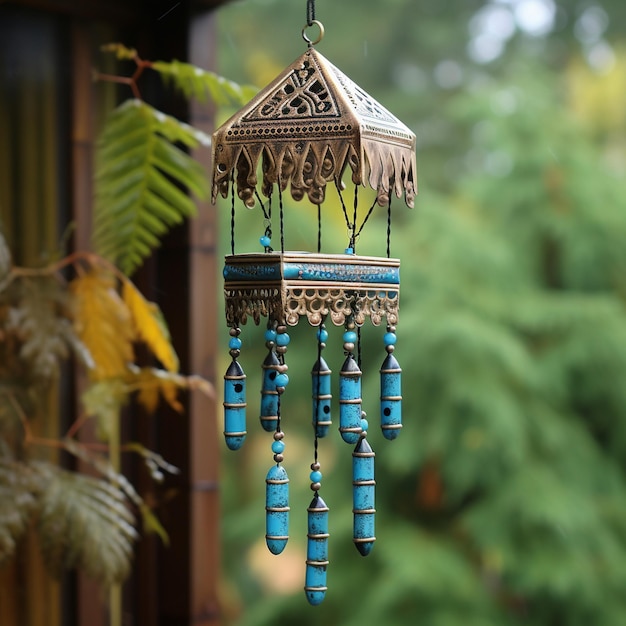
xmin=302 ymin=20 xmax=324 ymax=47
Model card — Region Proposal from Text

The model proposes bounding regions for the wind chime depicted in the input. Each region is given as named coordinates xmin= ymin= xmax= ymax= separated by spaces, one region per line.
xmin=214 ymin=0 xmax=416 ymax=606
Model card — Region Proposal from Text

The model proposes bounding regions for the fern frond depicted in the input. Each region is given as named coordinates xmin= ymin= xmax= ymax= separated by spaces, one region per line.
xmin=0 ymin=460 xmax=42 ymax=565
xmin=5 ymin=277 xmax=75 ymax=382
xmin=93 ymin=100 xmax=210 ymax=275
xmin=152 ymin=59 xmax=257 ymax=106
xmin=81 ymin=379 xmax=129 ymax=441
xmin=36 ymin=463 xmax=138 ymax=584
xmin=70 ymin=270 xmax=134 ymax=380
xmin=122 ymin=279 xmax=179 ymax=373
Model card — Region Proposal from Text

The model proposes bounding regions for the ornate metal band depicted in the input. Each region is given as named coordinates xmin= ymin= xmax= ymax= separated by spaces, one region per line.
xmin=224 ymin=252 xmax=399 ymax=327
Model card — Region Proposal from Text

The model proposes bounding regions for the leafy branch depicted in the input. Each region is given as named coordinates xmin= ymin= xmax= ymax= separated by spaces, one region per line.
xmin=0 ymin=44 xmax=252 ymax=585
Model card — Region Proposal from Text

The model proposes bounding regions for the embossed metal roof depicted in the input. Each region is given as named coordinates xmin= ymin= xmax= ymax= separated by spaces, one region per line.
xmin=212 ymin=47 xmax=417 ymax=209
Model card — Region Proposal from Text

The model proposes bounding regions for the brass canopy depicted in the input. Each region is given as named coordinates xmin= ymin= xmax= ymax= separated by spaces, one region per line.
xmin=212 ymin=47 xmax=417 ymax=209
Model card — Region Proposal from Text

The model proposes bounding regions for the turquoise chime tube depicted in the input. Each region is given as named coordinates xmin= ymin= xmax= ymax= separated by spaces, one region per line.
xmin=380 ymin=331 xmax=402 ymax=439
xmin=311 ymin=355 xmax=332 ymax=438
xmin=223 ymin=329 xmax=246 ymax=451
xmin=260 ymin=349 xmax=280 ymax=432
xmin=266 ymin=456 xmax=289 ymax=555
xmin=352 ymin=435 xmax=376 ymax=556
xmin=339 ymin=353 xmax=363 ymax=444
xmin=305 ymin=493 xmax=329 ymax=606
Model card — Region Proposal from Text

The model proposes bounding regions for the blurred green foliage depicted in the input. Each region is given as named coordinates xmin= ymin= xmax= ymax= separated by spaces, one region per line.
xmin=215 ymin=1 xmax=626 ymax=624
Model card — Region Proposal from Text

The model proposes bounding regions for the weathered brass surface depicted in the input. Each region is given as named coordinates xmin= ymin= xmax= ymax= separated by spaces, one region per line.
xmin=223 ymin=252 xmax=400 ymax=327
xmin=212 ymin=47 xmax=417 ymax=209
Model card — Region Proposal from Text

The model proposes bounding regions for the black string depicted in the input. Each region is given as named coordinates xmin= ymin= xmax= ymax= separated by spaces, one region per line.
xmin=357 ymin=326 xmax=362 ymax=370
xmin=230 ymin=171 xmax=235 ymax=255
xmin=313 ymin=318 xmax=325 ymax=466
xmin=352 ymin=185 xmax=359 ymax=251
xmin=335 ymin=179 xmax=352 ymax=232
xmin=278 ymin=177 xmax=285 ymax=253
xmin=317 ymin=203 xmax=322 ymax=253
xmin=307 ymin=0 xmax=316 ymax=26
xmin=386 ymin=193 xmax=392 ymax=258
xmin=354 ymin=195 xmax=379 ymax=239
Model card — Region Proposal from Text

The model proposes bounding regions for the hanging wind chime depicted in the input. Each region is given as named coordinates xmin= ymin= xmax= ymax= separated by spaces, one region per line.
xmin=214 ymin=0 xmax=416 ymax=606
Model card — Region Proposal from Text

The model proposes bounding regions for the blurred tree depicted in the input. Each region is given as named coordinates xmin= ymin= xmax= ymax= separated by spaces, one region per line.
xmin=215 ymin=1 xmax=626 ymax=625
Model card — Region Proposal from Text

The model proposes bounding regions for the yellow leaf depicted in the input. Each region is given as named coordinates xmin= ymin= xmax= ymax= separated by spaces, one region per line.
xmin=71 ymin=271 xmax=134 ymax=380
xmin=129 ymin=367 xmax=185 ymax=414
xmin=122 ymin=280 xmax=179 ymax=373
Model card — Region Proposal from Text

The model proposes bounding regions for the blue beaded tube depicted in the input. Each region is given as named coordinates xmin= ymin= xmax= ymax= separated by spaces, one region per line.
xmin=352 ymin=435 xmax=376 ymax=556
xmin=260 ymin=350 xmax=280 ymax=432
xmin=305 ymin=494 xmax=329 ymax=606
xmin=339 ymin=355 xmax=363 ymax=444
xmin=312 ymin=355 xmax=332 ymax=438
xmin=223 ymin=328 xmax=246 ymax=451
xmin=266 ymin=456 xmax=289 ymax=555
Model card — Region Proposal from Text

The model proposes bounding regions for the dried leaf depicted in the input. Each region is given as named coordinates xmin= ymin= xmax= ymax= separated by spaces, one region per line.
xmin=130 ymin=367 xmax=185 ymax=413
xmin=122 ymin=279 xmax=179 ymax=372
xmin=71 ymin=270 xmax=134 ymax=380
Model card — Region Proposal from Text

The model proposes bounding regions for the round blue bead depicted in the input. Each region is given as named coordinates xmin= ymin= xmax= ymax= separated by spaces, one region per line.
xmin=276 ymin=332 xmax=290 ymax=346
xmin=260 ymin=235 xmax=271 ymax=247
xmin=309 ymin=470 xmax=323 ymax=483
xmin=360 ymin=417 xmax=369 ymax=432
xmin=275 ymin=373 xmax=289 ymax=388
xmin=384 ymin=332 xmax=397 ymax=346
xmin=343 ymin=330 xmax=357 ymax=343
xmin=345 ymin=247 xmax=354 ymax=255
xmin=317 ymin=328 xmax=328 ymax=343
xmin=265 ymin=329 xmax=277 ymax=342
xmin=271 ymin=440 xmax=285 ymax=454
xmin=228 ymin=337 xmax=242 ymax=350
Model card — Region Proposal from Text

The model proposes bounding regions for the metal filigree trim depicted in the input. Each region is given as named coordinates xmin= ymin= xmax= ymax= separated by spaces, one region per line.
xmin=212 ymin=48 xmax=416 ymax=209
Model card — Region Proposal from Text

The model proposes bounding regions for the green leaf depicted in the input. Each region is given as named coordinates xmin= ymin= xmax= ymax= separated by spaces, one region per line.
xmin=36 ymin=463 xmax=138 ymax=584
xmin=92 ymin=100 xmax=210 ymax=275
xmin=151 ymin=59 xmax=257 ymax=106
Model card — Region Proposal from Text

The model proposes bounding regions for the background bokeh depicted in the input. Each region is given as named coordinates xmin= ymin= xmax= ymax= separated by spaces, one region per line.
xmin=214 ymin=1 xmax=626 ymax=624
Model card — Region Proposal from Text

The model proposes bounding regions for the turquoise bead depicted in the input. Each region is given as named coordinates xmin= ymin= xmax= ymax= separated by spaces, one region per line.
xmin=343 ymin=330 xmax=357 ymax=343
xmin=272 ymin=440 xmax=285 ymax=454
xmin=317 ymin=328 xmax=328 ymax=343
xmin=360 ymin=417 xmax=369 ymax=432
xmin=265 ymin=329 xmax=277 ymax=342
xmin=310 ymin=470 xmax=323 ymax=483
xmin=276 ymin=332 xmax=291 ymax=346
xmin=260 ymin=235 xmax=271 ymax=247
xmin=228 ymin=337 xmax=242 ymax=350
xmin=275 ymin=373 xmax=289 ymax=388
xmin=384 ymin=332 xmax=397 ymax=346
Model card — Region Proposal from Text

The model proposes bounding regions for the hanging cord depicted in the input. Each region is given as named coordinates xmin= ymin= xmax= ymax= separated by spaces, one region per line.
xmin=230 ymin=170 xmax=236 ymax=255
xmin=317 ymin=203 xmax=322 ymax=253
xmin=357 ymin=326 xmax=362 ymax=370
xmin=255 ymin=189 xmax=273 ymax=250
xmin=335 ymin=179 xmax=352 ymax=232
xmin=313 ymin=319 xmax=326 ymax=466
xmin=354 ymin=195 xmax=379 ymax=240
xmin=351 ymin=185 xmax=359 ymax=252
xmin=386 ymin=193 xmax=392 ymax=258
xmin=307 ymin=0 xmax=316 ymax=26
xmin=278 ymin=176 xmax=285 ymax=253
